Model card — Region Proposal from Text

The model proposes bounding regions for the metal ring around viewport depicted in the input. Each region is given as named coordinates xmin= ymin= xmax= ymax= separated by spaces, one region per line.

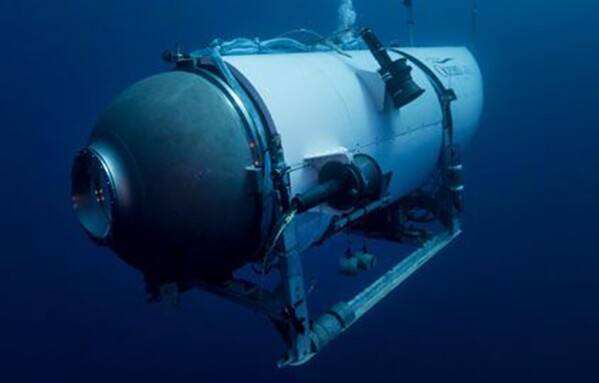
xmin=71 ymin=148 xmax=116 ymax=242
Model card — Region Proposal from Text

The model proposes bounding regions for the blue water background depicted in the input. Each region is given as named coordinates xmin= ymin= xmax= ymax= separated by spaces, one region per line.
xmin=1 ymin=0 xmax=598 ymax=381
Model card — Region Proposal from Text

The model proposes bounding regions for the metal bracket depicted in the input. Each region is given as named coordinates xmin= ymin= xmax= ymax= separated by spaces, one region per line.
xmin=303 ymin=148 xmax=353 ymax=171
xmin=309 ymin=229 xmax=460 ymax=354
xmin=275 ymin=220 xmax=313 ymax=367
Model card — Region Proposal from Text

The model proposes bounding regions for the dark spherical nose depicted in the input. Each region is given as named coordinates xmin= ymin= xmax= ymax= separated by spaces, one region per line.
xmin=72 ymin=70 xmax=262 ymax=283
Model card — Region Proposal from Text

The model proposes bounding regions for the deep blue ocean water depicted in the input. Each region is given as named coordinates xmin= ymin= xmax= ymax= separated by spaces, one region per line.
xmin=1 ymin=1 xmax=598 ymax=382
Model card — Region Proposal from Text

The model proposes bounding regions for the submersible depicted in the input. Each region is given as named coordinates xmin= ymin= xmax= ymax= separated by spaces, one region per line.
xmin=72 ymin=27 xmax=483 ymax=366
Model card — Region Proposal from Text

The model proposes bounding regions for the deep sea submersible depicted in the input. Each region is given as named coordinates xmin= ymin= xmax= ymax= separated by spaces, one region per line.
xmin=71 ymin=1 xmax=483 ymax=366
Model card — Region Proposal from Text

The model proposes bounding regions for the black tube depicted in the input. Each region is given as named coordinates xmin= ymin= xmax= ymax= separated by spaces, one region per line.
xmin=360 ymin=28 xmax=394 ymax=68
xmin=360 ymin=28 xmax=425 ymax=109
xmin=293 ymin=178 xmax=346 ymax=213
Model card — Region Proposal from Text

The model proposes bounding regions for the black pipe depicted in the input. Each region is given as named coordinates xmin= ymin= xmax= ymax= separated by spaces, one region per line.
xmin=293 ymin=178 xmax=347 ymax=213
xmin=360 ymin=28 xmax=394 ymax=68
xmin=359 ymin=28 xmax=425 ymax=109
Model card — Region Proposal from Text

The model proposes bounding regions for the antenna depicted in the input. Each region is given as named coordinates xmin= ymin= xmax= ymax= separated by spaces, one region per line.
xmin=403 ymin=0 xmax=415 ymax=46
xmin=168 ymin=0 xmax=182 ymax=54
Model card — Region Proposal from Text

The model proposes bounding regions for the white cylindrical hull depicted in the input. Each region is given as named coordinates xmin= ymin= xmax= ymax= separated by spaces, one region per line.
xmin=223 ymin=47 xmax=483 ymax=247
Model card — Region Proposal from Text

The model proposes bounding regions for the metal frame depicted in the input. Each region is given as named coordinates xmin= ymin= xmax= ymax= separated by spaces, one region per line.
xmin=190 ymin=208 xmax=462 ymax=366
xmin=170 ymin=45 xmax=464 ymax=367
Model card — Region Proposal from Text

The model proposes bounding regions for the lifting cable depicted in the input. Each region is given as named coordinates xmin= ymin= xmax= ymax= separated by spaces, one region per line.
xmin=471 ymin=0 xmax=478 ymax=51
xmin=403 ymin=0 xmax=415 ymax=46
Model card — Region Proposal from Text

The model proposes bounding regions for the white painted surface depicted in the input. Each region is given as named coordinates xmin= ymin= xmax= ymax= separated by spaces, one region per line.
xmin=223 ymin=47 xmax=483 ymax=248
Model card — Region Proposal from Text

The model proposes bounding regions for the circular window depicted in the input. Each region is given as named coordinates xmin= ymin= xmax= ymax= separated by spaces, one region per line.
xmin=71 ymin=149 xmax=115 ymax=241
